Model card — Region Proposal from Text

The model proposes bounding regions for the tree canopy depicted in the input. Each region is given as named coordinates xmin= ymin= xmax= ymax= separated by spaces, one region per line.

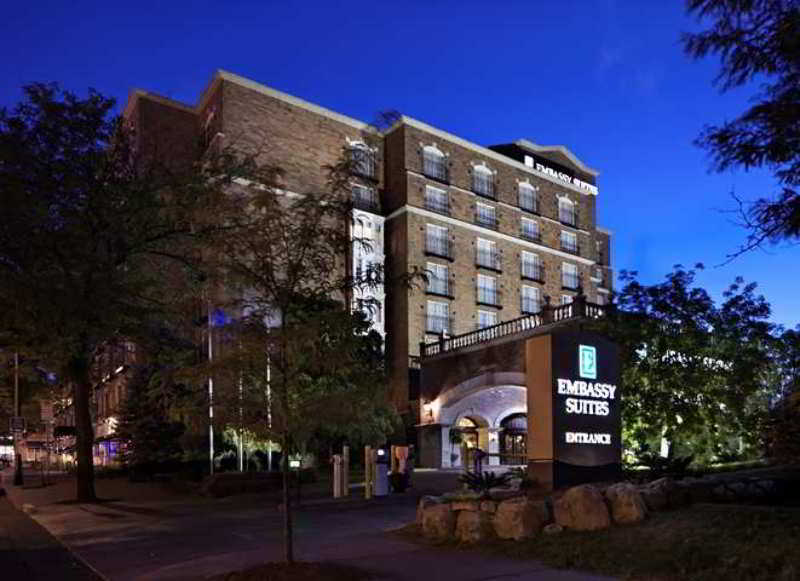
xmin=684 ymin=0 xmax=800 ymax=253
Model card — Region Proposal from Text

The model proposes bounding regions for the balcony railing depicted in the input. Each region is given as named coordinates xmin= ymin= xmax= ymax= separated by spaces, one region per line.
xmin=420 ymin=295 xmax=608 ymax=358
xmin=521 ymin=262 xmax=544 ymax=282
xmin=424 ymin=193 xmax=450 ymax=216
xmin=520 ymin=226 xmax=541 ymax=243
xmin=427 ymin=276 xmax=454 ymax=298
xmin=425 ymin=236 xmax=454 ymax=260
xmin=476 ymin=248 xmax=502 ymax=272
xmin=560 ymin=239 xmax=580 ymax=255
xmin=426 ymin=314 xmax=454 ymax=334
xmin=519 ymin=192 xmax=539 ymax=214
xmin=350 ymin=148 xmax=376 ymax=180
xmin=352 ymin=187 xmax=379 ymax=212
xmin=477 ymin=286 xmax=502 ymax=307
xmin=559 ymin=208 xmax=578 ymax=227
xmin=475 ymin=211 xmax=498 ymax=230
xmin=472 ymin=175 xmax=495 ymax=199
xmin=423 ymin=154 xmax=449 ymax=183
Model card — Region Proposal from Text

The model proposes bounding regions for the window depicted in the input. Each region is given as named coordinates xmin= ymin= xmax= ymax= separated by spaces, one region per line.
xmin=476 ymin=238 xmax=500 ymax=270
xmin=424 ymin=185 xmax=449 ymax=215
xmin=427 ymin=300 xmax=450 ymax=333
xmin=559 ymin=197 xmax=577 ymax=226
xmin=426 ymin=262 xmax=450 ymax=296
xmin=561 ymin=230 xmax=578 ymax=253
xmin=426 ymin=224 xmax=451 ymax=258
xmin=472 ymin=165 xmax=494 ymax=198
xmin=520 ymin=217 xmax=540 ymax=242
xmin=596 ymin=293 xmax=606 ymax=306
xmin=422 ymin=145 xmax=448 ymax=182
xmin=596 ymin=240 xmax=604 ymax=264
xmin=521 ymin=285 xmax=541 ymax=314
xmin=518 ymin=182 xmax=538 ymax=213
xmin=521 ymin=251 xmax=543 ymax=281
xmin=475 ymin=202 xmax=497 ymax=229
xmin=350 ymin=142 xmax=376 ymax=178
xmin=561 ymin=295 xmax=574 ymax=305
xmin=562 ymin=262 xmax=580 ymax=289
xmin=477 ymin=274 xmax=498 ymax=305
xmin=477 ymin=310 xmax=497 ymax=329
xmin=352 ymin=184 xmax=378 ymax=210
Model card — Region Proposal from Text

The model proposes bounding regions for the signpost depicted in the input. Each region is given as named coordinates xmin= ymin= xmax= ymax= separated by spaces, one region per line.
xmin=527 ymin=330 xmax=621 ymax=490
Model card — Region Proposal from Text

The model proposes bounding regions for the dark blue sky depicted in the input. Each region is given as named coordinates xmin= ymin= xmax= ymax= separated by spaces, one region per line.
xmin=3 ymin=1 xmax=798 ymax=327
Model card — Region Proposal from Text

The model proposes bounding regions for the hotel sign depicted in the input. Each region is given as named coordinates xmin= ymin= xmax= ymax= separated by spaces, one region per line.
xmin=524 ymin=155 xmax=598 ymax=195
xmin=527 ymin=330 xmax=621 ymax=489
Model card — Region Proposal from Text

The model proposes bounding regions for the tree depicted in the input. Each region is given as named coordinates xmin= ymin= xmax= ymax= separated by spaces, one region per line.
xmin=198 ymin=140 xmax=410 ymax=563
xmin=683 ymin=0 xmax=800 ymax=253
xmin=0 ymin=84 xmax=243 ymax=501
xmin=599 ymin=265 xmax=775 ymax=463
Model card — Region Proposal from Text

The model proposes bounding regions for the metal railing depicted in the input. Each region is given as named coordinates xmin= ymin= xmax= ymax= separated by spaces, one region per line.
xmin=352 ymin=187 xmax=379 ymax=212
xmin=427 ymin=276 xmax=454 ymax=298
xmin=559 ymin=207 xmax=578 ymax=227
xmin=475 ymin=210 xmax=498 ymax=229
xmin=521 ymin=297 xmax=541 ymax=314
xmin=476 ymin=248 xmax=502 ymax=271
xmin=426 ymin=314 xmax=454 ymax=335
xmin=472 ymin=174 xmax=494 ymax=198
xmin=424 ymin=193 xmax=450 ymax=215
xmin=420 ymin=295 xmax=607 ymax=357
xmin=562 ymin=272 xmax=580 ymax=290
xmin=520 ymin=225 xmax=541 ymax=243
xmin=561 ymin=239 xmax=580 ymax=255
xmin=519 ymin=191 xmax=538 ymax=214
xmin=351 ymin=148 xmax=376 ymax=179
xmin=425 ymin=236 xmax=454 ymax=260
xmin=521 ymin=262 xmax=544 ymax=281
xmin=476 ymin=286 xmax=502 ymax=307
xmin=423 ymin=154 xmax=448 ymax=183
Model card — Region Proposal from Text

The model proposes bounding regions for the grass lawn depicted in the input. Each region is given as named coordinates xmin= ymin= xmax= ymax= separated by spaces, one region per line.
xmin=403 ymin=503 xmax=800 ymax=581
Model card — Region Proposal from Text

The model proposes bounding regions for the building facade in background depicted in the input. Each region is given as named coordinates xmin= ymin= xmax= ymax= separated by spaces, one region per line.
xmin=118 ymin=70 xmax=613 ymax=468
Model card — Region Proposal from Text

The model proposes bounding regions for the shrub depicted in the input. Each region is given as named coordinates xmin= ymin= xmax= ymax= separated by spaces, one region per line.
xmin=458 ymin=470 xmax=512 ymax=498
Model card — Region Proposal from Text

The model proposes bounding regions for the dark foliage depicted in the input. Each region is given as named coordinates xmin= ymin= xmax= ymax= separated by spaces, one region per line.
xmin=458 ymin=470 xmax=512 ymax=497
xmin=684 ymin=0 xmax=800 ymax=253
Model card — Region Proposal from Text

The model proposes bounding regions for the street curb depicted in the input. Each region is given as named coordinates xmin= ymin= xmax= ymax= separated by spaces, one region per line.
xmin=43 ymin=519 xmax=111 ymax=581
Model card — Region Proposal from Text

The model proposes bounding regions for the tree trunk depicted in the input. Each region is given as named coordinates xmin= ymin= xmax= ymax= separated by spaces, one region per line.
xmin=282 ymin=432 xmax=293 ymax=563
xmin=72 ymin=360 xmax=97 ymax=502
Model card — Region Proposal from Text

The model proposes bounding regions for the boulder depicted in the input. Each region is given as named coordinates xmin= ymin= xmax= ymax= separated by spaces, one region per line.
xmin=455 ymin=510 xmax=494 ymax=543
xmin=553 ymin=485 xmax=610 ymax=531
xmin=639 ymin=485 xmax=668 ymax=511
xmin=480 ymin=500 xmax=497 ymax=513
xmin=604 ymin=483 xmax=647 ymax=524
xmin=421 ymin=503 xmax=456 ymax=540
xmin=493 ymin=497 xmax=548 ymax=540
xmin=451 ymin=500 xmax=479 ymax=512
xmin=416 ymin=496 xmax=441 ymax=526
xmin=543 ymin=523 xmax=563 ymax=535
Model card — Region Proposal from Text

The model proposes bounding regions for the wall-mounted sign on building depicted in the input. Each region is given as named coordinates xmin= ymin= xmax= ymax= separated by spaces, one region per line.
xmin=527 ymin=330 xmax=621 ymax=490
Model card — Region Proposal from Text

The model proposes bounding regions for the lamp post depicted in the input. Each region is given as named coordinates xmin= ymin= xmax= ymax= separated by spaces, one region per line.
xmin=13 ymin=352 xmax=23 ymax=486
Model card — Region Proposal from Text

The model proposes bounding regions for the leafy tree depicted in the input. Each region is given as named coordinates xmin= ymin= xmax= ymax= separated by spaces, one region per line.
xmin=197 ymin=141 xmax=412 ymax=562
xmin=683 ymin=0 xmax=800 ymax=253
xmin=598 ymin=265 xmax=775 ymax=462
xmin=0 ymin=84 xmax=244 ymax=501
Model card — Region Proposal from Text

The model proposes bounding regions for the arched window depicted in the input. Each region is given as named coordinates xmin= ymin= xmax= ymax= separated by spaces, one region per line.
xmin=422 ymin=145 xmax=448 ymax=182
xmin=558 ymin=197 xmax=577 ymax=226
xmin=500 ymin=413 xmax=527 ymax=464
xmin=472 ymin=164 xmax=494 ymax=198
xmin=518 ymin=182 xmax=538 ymax=213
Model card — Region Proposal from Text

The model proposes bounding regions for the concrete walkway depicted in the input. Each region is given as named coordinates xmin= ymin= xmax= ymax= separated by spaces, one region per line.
xmin=2 ymin=469 xmax=614 ymax=581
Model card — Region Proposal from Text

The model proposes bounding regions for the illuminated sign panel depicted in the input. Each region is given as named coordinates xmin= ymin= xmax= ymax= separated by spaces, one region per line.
xmin=551 ymin=331 xmax=621 ymax=487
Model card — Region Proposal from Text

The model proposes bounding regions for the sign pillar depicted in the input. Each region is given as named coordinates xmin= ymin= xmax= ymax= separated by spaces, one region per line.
xmin=526 ymin=330 xmax=621 ymax=491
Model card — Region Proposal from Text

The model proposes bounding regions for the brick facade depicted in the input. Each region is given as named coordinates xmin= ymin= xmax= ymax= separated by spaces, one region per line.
xmin=123 ymin=70 xmax=614 ymax=422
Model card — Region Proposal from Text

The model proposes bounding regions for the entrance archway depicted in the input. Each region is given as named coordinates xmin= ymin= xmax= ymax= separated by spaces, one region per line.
xmin=500 ymin=413 xmax=527 ymax=465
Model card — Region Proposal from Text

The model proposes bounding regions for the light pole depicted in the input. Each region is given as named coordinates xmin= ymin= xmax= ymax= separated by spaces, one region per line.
xmin=13 ymin=352 xmax=23 ymax=486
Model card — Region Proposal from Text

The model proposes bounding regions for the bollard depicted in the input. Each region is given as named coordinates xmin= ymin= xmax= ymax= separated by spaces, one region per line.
xmin=364 ymin=446 xmax=373 ymax=499
xmin=332 ymin=454 xmax=342 ymax=498
xmin=342 ymin=445 xmax=350 ymax=497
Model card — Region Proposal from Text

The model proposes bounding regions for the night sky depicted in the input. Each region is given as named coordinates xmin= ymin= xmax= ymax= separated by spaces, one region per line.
xmin=3 ymin=0 xmax=798 ymax=327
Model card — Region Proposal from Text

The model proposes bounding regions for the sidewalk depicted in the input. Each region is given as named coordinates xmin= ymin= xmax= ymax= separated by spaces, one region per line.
xmin=0 ymin=495 xmax=104 ymax=580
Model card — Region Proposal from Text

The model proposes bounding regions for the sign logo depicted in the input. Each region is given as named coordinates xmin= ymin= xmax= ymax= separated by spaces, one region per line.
xmin=579 ymin=344 xmax=597 ymax=379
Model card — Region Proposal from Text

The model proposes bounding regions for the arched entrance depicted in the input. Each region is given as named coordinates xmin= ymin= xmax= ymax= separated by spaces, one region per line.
xmin=500 ymin=413 xmax=527 ymax=465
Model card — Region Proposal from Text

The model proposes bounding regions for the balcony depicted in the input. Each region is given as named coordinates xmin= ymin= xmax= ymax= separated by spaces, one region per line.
xmin=559 ymin=208 xmax=578 ymax=228
xmin=475 ymin=211 xmax=498 ymax=230
xmin=422 ymin=155 xmax=449 ymax=184
xmin=426 ymin=276 xmax=455 ymax=299
xmin=477 ymin=287 xmax=503 ymax=308
xmin=425 ymin=236 xmax=454 ymax=261
xmin=350 ymin=148 xmax=377 ymax=180
xmin=352 ymin=186 xmax=379 ymax=212
xmin=426 ymin=314 xmax=454 ymax=335
xmin=560 ymin=239 xmax=580 ymax=255
xmin=476 ymin=248 xmax=502 ymax=272
xmin=472 ymin=175 xmax=495 ymax=199
xmin=520 ymin=226 xmax=541 ymax=243
xmin=424 ymin=193 xmax=450 ymax=216
xmin=521 ymin=262 xmax=544 ymax=282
